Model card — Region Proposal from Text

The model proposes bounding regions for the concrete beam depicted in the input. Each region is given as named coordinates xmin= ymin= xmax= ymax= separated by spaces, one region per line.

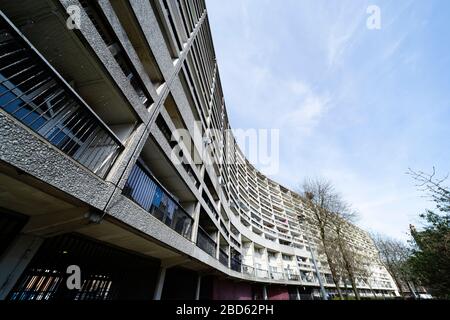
xmin=161 ymin=256 xmax=191 ymax=269
xmin=21 ymin=208 xmax=94 ymax=237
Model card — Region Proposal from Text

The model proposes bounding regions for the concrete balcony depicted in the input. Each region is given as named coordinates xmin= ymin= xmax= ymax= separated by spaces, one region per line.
xmin=123 ymin=161 xmax=194 ymax=239
xmin=0 ymin=13 xmax=123 ymax=178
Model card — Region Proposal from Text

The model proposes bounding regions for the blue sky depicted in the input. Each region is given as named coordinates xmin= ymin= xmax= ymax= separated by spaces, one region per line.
xmin=206 ymin=0 xmax=450 ymax=241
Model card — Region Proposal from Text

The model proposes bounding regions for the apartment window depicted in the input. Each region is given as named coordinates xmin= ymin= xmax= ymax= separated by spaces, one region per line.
xmin=282 ymin=254 xmax=292 ymax=261
xmin=255 ymin=248 xmax=263 ymax=255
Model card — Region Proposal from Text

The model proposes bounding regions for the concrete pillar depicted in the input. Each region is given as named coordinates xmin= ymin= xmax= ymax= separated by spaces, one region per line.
xmin=263 ymin=285 xmax=268 ymax=300
xmin=195 ymin=274 xmax=202 ymax=300
xmin=0 ymin=234 xmax=43 ymax=300
xmin=216 ymin=230 xmax=220 ymax=260
xmin=296 ymin=287 xmax=301 ymax=300
xmin=190 ymin=202 xmax=201 ymax=243
xmin=250 ymin=242 xmax=255 ymax=270
xmin=227 ymin=245 xmax=231 ymax=269
xmin=153 ymin=267 xmax=167 ymax=300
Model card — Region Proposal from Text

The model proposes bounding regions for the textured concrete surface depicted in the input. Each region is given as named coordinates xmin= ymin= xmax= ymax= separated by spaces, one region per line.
xmin=0 ymin=111 xmax=114 ymax=211
xmin=59 ymin=0 xmax=150 ymax=124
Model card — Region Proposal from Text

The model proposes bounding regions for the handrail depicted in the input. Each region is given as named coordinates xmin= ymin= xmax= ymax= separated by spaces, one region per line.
xmin=0 ymin=13 xmax=123 ymax=178
xmin=197 ymin=225 xmax=217 ymax=244
xmin=0 ymin=12 xmax=123 ymax=148
xmin=123 ymin=162 xmax=193 ymax=239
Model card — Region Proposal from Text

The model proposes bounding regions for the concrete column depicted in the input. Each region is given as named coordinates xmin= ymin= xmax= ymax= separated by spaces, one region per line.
xmin=153 ymin=267 xmax=167 ymax=300
xmin=190 ymin=202 xmax=201 ymax=243
xmin=0 ymin=234 xmax=43 ymax=300
xmin=263 ymin=285 xmax=268 ymax=300
xmin=216 ymin=230 xmax=220 ymax=260
xmin=227 ymin=245 xmax=231 ymax=269
xmin=296 ymin=287 xmax=301 ymax=300
xmin=195 ymin=274 xmax=202 ymax=300
xmin=250 ymin=242 xmax=255 ymax=269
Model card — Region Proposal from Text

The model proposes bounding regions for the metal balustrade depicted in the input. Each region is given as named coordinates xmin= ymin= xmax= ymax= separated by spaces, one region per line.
xmin=0 ymin=15 xmax=123 ymax=178
xmin=255 ymin=268 xmax=269 ymax=279
xmin=287 ymin=273 xmax=301 ymax=281
xmin=123 ymin=162 xmax=193 ymax=239
xmin=219 ymin=248 xmax=228 ymax=266
xmin=242 ymin=264 xmax=255 ymax=275
xmin=240 ymin=264 xmax=303 ymax=282
xmin=270 ymin=271 xmax=285 ymax=281
xmin=230 ymin=257 xmax=242 ymax=272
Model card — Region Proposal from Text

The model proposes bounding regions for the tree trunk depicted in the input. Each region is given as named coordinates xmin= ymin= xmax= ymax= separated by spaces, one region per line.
xmin=338 ymin=241 xmax=361 ymax=300
xmin=368 ymin=282 xmax=377 ymax=299
xmin=329 ymin=269 xmax=343 ymax=299
xmin=325 ymin=254 xmax=344 ymax=299
xmin=406 ymin=280 xmax=418 ymax=299
xmin=319 ymin=226 xmax=343 ymax=300
xmin=349 ymin=273 xmax=360 ymax=300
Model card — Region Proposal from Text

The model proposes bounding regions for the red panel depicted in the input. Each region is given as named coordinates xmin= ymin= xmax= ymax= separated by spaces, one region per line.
xmin=212 ymin=278 xmax=252 ymax=300
xmin=268 ymin=286 xmax=290 ymax=300
xmin=235 ymin=282 xmax=252 ymax=300
xmin=213 ymin=278 xmax=234 ymax=300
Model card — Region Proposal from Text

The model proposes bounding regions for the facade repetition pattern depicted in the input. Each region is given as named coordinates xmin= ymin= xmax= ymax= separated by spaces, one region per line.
xmin=0 ymin=0 xmax=396 ymax=300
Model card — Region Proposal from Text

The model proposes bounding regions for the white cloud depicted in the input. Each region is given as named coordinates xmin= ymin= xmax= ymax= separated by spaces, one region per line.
xmin=326 ymin=2 xmax=366 ymax=69
xmin=279 ymin=81 xmax=330 ymax=134
xmin=207 ymin=0 xmax=449 ymax=243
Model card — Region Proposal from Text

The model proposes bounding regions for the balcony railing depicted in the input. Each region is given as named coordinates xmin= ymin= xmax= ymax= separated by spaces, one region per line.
xmin=230 ymin=257 xmax=242 ymax=273
xmin=196 ymin=226 xmax=217 ymax=258
xmin=220 ymin=221 xmax=229 ymax=237
xmin=269 ymin=270 xmax=285 ymax=280
xmin=219 ymin=248 xmax=229 ymax=267
xmin=242 ymin=264 xmax=255 ymax=276
xmin=255 ymin=268 xmax=269 ymax=279
xmin=0 ymin=14 xmax=123 ymax=178
xmin=123 ymin=162 xmax=193 ymax=239
xmin=287 ymin=273 xmax=300 ymax=281
xmin=202 ymin=192 xmax=218 ymax=218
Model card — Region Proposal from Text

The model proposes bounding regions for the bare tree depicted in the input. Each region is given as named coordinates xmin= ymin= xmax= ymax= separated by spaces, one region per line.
xmin=357 ymin=258 xmax=378 ymax=298
xmin=299 ymin=177 xmax=359 ymax=299
xmin=407 ymin=167 xmax=450 ymax=210
xmin=330 ymin=213 xmax=363 ymax=300
xmin=372 ymin=234 xmax=415 ymax=296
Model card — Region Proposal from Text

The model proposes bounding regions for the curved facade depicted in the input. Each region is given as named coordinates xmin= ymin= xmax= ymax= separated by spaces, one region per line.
xmin=0 ymin=0 xmax=397 ymax=300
